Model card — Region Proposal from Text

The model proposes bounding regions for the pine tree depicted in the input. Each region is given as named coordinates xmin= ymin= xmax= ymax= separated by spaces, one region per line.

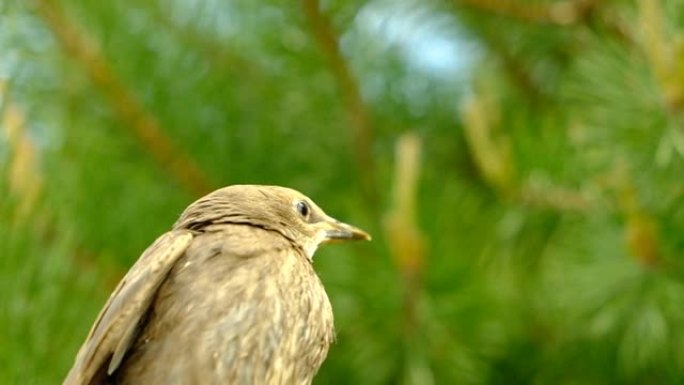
xmin=2 ymin=0 xmax=684 ymax=384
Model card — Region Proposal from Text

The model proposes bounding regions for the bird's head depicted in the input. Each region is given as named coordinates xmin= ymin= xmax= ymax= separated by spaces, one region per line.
xmin=174 ymin=185 xmax=371 ymax=260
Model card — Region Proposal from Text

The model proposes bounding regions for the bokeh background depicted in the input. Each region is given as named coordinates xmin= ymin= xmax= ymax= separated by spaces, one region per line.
xmin=3 ymin=0 xmax=684 ymax=383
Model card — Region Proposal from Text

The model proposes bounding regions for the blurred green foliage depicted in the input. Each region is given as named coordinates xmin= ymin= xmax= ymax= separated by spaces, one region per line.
xmin=2 ymin=0 xmax=684 ymax=384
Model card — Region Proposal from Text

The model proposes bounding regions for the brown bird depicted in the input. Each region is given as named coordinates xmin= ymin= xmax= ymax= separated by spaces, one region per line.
xmin=64 ymin=185 xmax=370 ymax=385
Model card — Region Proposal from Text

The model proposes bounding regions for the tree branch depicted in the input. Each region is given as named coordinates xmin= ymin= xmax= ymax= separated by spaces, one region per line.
xmin=35 ymin=0 xmax=214 ymax=197
xmin=301 ymin=0 xmax=377 ymax=204
xmin=454 ymin=0 xmax=598 ymax=26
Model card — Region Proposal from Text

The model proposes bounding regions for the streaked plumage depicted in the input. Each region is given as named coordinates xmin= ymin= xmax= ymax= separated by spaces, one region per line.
xmin=64 ymin=185 xmax=370 ymax=385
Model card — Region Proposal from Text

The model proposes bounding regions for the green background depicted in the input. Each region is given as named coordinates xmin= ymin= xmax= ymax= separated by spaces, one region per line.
xmin=2 ymin=0 xmax=684 ymax=383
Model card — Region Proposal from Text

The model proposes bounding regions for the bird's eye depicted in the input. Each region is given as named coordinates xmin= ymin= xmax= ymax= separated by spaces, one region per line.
xmin=296 ymin=200 xmax=311 ymax=219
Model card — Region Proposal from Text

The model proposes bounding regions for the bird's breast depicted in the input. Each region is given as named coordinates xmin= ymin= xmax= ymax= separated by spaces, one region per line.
xmin=117 ymin=226 xmax=334 ymax=385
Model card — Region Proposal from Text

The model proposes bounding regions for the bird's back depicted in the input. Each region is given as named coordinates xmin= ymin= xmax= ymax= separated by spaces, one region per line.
xmin=114 ymin=224 xmax=335 ymax=385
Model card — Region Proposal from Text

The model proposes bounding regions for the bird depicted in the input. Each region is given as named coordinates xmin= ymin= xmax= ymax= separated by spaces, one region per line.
xmin=63 ymin=185 xmax=370 ymax=385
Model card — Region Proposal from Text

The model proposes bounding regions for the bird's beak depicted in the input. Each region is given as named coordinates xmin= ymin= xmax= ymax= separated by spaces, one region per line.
xmin=322 ymin=219 xmax=371 ymax=243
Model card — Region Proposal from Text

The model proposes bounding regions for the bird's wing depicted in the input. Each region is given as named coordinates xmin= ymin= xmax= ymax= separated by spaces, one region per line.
xmin=63 ymin=230 xmax=194 ymax=385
